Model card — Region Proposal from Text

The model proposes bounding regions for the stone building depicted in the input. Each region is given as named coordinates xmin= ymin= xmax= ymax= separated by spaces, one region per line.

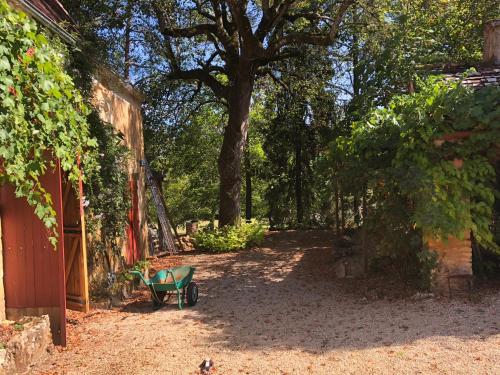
xmin=428 ymin=20 xmax=500 ymax=295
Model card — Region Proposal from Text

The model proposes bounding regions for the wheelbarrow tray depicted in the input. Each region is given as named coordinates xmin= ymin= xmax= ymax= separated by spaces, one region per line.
xmin=130 ymin=266 xmax=197 ymax=309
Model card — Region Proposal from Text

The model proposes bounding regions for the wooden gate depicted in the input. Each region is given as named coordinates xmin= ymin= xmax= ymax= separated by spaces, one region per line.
xmin=62 ymin=174 xmax=89 ymax=312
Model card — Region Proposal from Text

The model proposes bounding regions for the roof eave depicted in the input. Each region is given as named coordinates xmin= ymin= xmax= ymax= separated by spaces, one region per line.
xmin=11 ymin=0 xmax=77 ymax=45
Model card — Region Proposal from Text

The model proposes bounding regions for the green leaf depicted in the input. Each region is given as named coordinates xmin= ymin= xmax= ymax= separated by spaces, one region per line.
xmin=0 ymin=56 xmax=10 ymax=70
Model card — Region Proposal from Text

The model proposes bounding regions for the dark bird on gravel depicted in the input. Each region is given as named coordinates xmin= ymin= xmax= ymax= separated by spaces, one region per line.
xmin=200 ymin=358 xmax=214 ymax=374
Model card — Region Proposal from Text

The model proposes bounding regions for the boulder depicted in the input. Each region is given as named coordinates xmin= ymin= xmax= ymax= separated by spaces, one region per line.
xmin=0 ymin=315 xmax=53 ymax=374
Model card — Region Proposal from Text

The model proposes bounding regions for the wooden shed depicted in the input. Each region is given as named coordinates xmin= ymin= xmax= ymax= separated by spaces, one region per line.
xmin=0 ymin=162 xmax=89 ymax=346
xmin=0 ymin=0 xmax=149 ymax=345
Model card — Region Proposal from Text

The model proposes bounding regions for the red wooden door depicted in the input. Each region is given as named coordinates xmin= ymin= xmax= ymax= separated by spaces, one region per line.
xmin=126 ymin=177 xmax=140 ymax=265
xmin=0 ymin=164 xmax=67 ymax=345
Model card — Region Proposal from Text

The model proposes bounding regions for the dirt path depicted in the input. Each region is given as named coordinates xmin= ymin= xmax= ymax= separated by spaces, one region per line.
xmin=35 ymin=230 xmax=500 ymax=375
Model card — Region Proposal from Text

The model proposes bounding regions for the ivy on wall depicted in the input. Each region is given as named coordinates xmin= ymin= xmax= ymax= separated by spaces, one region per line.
xmin=0 ymin=0 xmax=97 ymax=245
xmin=339 ymin=74 xmax=500 ymax=252
xmin=85 ymin=117 xmax=131 ymax=276
xmin=65 ymin=41 xmax=132 ymax=275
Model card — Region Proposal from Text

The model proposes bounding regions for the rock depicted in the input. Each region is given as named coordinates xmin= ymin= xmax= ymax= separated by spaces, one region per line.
xmin=332 ymin=254 xmax=366 ymax=279
xmin=333 ymin=260 xmax=347 ymax=278
xmin=1 ymin=315 xmax=53 ymax=374
xmin=410 ymin=292 xmax=434 ymax=301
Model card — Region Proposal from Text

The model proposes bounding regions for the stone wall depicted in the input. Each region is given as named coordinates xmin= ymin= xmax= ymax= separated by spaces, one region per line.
xmin=427 ymin=233 xmax=473 ymax=295
xmin=0 ymin=315 xmax=53 ymax=374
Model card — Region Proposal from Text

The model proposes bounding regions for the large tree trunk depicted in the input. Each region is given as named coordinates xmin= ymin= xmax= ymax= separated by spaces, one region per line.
xmin=218 ymin=67 xmax=254 ymax=226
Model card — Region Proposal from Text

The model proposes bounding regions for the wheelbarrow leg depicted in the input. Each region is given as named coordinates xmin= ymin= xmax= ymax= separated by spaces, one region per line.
xmin=151 ymin=287 xmax=164 ymax=306
xmin=177 ymin=290 xmax=183 ymax=310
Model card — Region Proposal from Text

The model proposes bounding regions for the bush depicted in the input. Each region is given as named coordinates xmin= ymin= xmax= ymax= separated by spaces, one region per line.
xmin=194 ymin=223 xmax=266 ymax=252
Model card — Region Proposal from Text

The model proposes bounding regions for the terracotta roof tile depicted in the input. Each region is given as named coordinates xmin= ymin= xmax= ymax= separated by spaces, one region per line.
xmin=443 ymin=67 xmax=500 ymax=89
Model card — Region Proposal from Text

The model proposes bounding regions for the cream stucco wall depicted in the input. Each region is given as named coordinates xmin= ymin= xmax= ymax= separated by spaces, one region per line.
xmin=91 ymin=69 xmax=148 ymax=261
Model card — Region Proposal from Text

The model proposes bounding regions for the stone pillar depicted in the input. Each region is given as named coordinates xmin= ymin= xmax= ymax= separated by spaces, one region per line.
xmin=427 ymin=233 xmax=472 ymax=295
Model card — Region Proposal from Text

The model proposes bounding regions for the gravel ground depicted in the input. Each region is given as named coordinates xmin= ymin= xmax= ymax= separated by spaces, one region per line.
xmin=34 ymin=230 xmax=500 ymax=375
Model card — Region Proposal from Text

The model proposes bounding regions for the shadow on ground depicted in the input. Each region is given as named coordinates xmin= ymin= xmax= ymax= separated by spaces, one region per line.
xmin=124 ymin=230 xmax=500 ymax=353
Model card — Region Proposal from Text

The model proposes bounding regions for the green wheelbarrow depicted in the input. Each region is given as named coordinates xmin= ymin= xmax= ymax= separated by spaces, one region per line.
xmin=130 ymin=266 xmax=198 ymax=309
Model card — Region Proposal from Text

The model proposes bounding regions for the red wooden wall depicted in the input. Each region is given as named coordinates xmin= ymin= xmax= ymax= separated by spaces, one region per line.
xmin=0 ymin=164 xmax=67 ymax=345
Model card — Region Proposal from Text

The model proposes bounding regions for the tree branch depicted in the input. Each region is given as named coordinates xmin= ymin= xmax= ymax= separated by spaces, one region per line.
xmin=227 ymin=0 xmax=262 ymax=53
xmin=267 ymin=0 xmax=354 ymax=54
xmin=210 ymin=0 xmax=239 ymax=54
xmin=285 ymin=12 xmax=334 ymax=23
xmin=257 ymin=49 xmax=302 ymax=64
xmin=193 ymin=0 xmax=216 ymax=21
xmin=256 ymin=1 xmax=294 ymax=42
xmin=166 ymin=68 xmax=228 ymax=100
xmin=256 ymin=67 xmax=290 ymax=91
xmin=161 ymin=23 xmax=218 ymax=38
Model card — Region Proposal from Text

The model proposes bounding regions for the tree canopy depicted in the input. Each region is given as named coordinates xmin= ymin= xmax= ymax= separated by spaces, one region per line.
xmin=65 ymin=0 xmax=500 ymax=278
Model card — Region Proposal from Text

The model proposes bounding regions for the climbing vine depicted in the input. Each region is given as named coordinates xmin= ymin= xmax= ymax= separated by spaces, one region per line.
xmin=339 ymin=74 xmax=500 ymax=253
xmin=84 ymin=116 xmax=131 ymax=274
xmin=64 ymin=36 xmax=132 ymax=275
xmin=0 ymin=0 xmax=97 ymax=244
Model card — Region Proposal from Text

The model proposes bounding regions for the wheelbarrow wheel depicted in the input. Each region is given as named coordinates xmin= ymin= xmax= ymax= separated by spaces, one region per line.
xmin=152 ymin=290 xmax=167 ymax=306
xmin=186 ymin=282 xmax=198 ymax=306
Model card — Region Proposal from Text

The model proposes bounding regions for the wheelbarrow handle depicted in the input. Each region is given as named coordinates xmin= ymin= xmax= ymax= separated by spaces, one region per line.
xmin=129 ymin=270 xmax=148 ymax=285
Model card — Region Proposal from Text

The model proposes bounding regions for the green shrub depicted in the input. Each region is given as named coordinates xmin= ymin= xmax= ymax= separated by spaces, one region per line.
xmin=194 ymin=223 xmax=266 ymax=252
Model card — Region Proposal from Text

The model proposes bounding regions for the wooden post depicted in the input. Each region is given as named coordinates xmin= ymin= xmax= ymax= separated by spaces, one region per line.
xmin=353 ymin=195 xmax=360 ymax=227
xmin=361 ymin=190 xmax=369 ymax=274
xmin=334 ymin=181 xmax=340 ymax=236
xmin=245 ymin=133 xmax=252 ymax=223
xmin=0 ymin=215 xmax=5 ymax=320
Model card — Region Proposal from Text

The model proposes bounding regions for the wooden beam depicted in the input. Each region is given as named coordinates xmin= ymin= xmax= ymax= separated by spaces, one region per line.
xmin=65 ymin=237 xmax=79 ymax=284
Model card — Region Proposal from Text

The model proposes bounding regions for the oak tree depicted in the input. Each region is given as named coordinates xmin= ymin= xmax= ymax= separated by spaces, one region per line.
xmin=149 ymin=0 xmax=354 ymax=225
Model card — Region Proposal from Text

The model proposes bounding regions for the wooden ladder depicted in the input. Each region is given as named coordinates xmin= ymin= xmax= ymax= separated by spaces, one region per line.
xmin=141 ymin=159 xmax=178 ymax=255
